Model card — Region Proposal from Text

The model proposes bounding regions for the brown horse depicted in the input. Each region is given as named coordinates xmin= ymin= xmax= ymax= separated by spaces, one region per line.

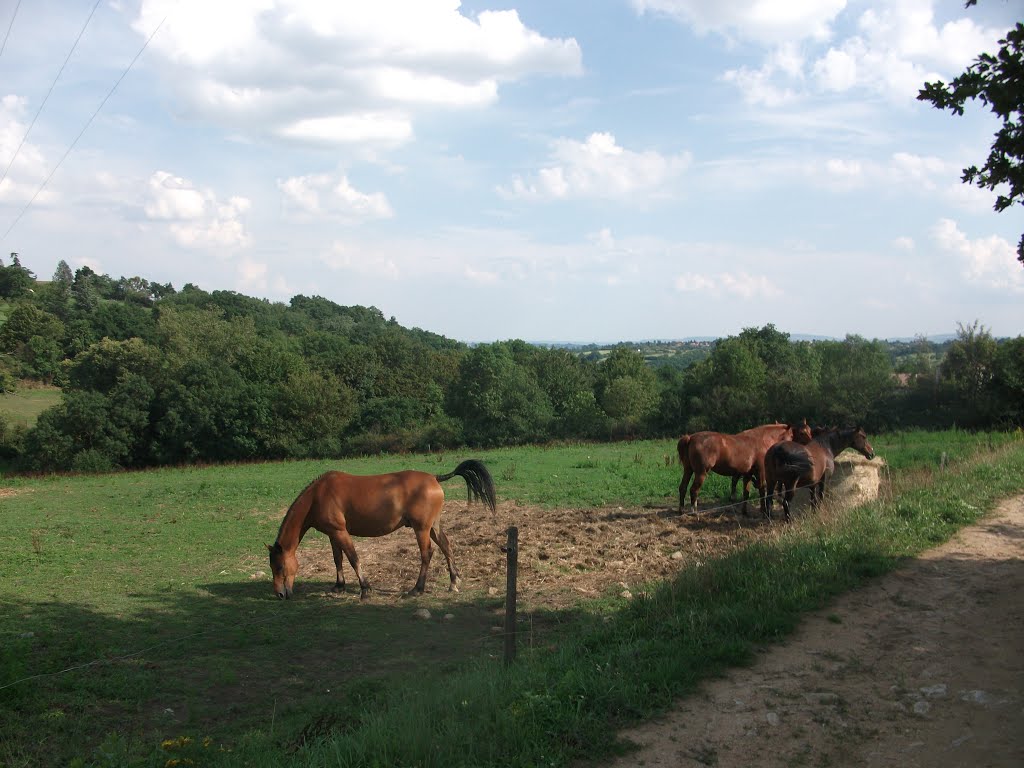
xmin=761 ymin=426 xmax=874 ymax=522
xmin=268 ymin=459 xmax=496 ymax=600
xmin=678 ymin=420 xmax=812 ymax=515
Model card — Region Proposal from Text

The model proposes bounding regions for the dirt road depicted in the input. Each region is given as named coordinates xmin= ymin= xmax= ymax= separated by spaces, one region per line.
xmin=605 ymin=495 xmax=1024 ymax=767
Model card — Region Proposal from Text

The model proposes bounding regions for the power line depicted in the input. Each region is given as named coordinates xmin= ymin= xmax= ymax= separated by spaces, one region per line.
xmin=0 ymin=0 xmax=103 ymax=190
xmin=1 ymin=13 xmax=168 ymax=244
xmin=0 ymin=0 xmax=21 ymax=60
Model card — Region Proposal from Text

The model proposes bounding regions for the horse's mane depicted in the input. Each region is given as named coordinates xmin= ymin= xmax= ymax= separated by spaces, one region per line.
xmin=276 ymin=473 xmax=329 ymax=542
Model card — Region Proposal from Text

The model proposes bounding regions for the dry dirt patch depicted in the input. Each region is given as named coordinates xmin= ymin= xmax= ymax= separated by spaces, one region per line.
xmin=287 ymin=453 xmax=884 ymax=607
xmin=603 ymin=495 xmax=1024 ymax=768
xmin=290 ymin=500 xmax=771 ymax=607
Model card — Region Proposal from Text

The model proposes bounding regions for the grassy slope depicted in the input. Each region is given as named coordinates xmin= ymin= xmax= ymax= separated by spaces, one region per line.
xmin=0 ymin=385 xmax=61 ymax=428
xmin=0 ymin=431 xmax=1021 ymax=767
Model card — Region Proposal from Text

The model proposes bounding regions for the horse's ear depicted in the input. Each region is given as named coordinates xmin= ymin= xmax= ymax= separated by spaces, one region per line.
xmin=266 ymin=543 xmax=274 ymax=552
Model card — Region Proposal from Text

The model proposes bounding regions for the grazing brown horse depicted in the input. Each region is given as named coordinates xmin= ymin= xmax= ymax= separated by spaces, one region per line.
xmin=268 ymin=459 xmax=496 ymax=600
xmin=678 ymin=420 xmax=812 ymax=515
xmin=761 ymin=426 xmax=874 ymax=522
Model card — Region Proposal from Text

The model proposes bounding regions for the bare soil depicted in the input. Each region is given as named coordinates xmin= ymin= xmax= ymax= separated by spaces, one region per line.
xmin=289 ymin=498 xmax=770 ymax=607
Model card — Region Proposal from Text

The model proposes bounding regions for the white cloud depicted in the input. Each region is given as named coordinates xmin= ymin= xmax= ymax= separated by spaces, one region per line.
xmin=813 ymin=46 xmax=859 ymax=91
xmin=825 ymin=157 xmax=863 ymax=181
xmin=278 ymin=172 xmax=393 ymax=220
xmin=132 ymin=0 xmax=582 ymax=147
xmin=674 ymin=270 xmax=781 ymax=299
xmin=0 ymin=94 xmax=53 ymax=204
xmin=722 ymin=63 xmax=800 ymax=107
xmin=590 ymin=227 xmax=616 ymax=249
xmin=142 ymin=171 xmax=251 ymax=250
xmin=631 ymin=0 xmax=847 ymax=44
xmin=276 ymin=113 xmax=414 ymax=147
xmin=464 ymin=266 xmax=499 ymax=284
xmin=500 ymin=132 xmax=691 ymax=201
xmin=933 ymin=218 xmax=1024 ymax=294
xmin=701 ymin=0 xmax=1010 ymax=106
xmin=320 ymin=240 xmax=400 ymax=279
xmin=893 ymin=236 xmax=915 ymax=251
xmin=810 ymin=0 xmax=1007 ymax=100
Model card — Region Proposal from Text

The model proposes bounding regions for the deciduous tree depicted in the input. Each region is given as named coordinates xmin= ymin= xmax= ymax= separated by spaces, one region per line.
xmin=918 ymin=8 xmax=1024 ymax=263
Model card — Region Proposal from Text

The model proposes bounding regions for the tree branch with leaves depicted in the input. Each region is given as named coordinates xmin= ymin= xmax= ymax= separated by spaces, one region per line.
xmin=918 ymin=7 xmax=1024 ymax=265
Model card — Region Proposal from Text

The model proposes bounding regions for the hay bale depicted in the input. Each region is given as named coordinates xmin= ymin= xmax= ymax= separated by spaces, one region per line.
xmin=830 ymin=453 xmax=884 ymax=508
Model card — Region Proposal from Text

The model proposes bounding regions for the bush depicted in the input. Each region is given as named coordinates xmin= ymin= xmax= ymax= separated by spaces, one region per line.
xmin=0 ymin=413 xmax=26 ymax=459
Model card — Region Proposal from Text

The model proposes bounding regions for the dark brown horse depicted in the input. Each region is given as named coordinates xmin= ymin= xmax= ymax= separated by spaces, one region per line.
xmin=761 ymin=426 xmax=874 ymax=522
xmin=678 ymin=420 xmax=812 ymax=515
xmin=268 ymin=459 xmax=496 ymax=600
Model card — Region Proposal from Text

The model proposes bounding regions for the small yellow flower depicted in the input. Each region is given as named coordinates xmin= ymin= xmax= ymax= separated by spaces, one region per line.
xmin=165 ymin=760 xmax=180 ymax=768
xmin=161 ymin=740 xmax=176 ymax=750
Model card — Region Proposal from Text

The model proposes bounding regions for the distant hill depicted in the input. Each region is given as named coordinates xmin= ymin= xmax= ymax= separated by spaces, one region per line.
xmin=533 ymin=332 xmax=960 ymax=347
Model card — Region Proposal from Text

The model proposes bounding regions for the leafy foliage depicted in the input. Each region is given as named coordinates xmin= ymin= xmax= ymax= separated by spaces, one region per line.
xmin=0 ymin=259 xmax=1022 ymax=472
xmin=918 ymin=14 xmax=1024 ymax=263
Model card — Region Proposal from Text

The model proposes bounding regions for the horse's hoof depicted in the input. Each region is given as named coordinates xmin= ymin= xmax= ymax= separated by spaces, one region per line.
xmin=333 ymin=583 xmax=346 ymax=593
xmin=449 ymin=581 xmax=460 ymax=593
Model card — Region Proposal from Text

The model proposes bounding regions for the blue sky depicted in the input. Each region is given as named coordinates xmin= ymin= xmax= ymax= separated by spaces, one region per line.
xmin=1 ymin=0 xmax=1021 ymax=342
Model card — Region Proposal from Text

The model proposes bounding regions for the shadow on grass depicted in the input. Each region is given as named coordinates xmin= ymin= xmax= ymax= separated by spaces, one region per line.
xmin=0 ymin=573 xmax=592 ymax=767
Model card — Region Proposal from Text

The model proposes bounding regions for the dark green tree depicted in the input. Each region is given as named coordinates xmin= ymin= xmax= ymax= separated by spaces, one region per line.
xmin=0 ymin=253 xmax=35 ymax=298
xmin=447 ymin=344 xmax=553 ymax=446
xmin=991 ymin=336 xmax=1024 ymax=425
xmin=938 ymin=321 xmax=1000 ymax=426
xmin=815 ymin=336 xmax=893 ymax=428
xmin=527 ymin=347 xmax=599 ymax=437
xmin=37 ymin=260 xmax=74 ymax=320
xmin=0 ymin=304 xmax=65 ymax=380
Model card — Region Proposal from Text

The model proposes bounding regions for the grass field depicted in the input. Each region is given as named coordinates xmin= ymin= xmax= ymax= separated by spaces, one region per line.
xmin=1 ymin=430 xmax=1022 ymax=767
xmin=0 ymin=385 xmax=61 ymax=428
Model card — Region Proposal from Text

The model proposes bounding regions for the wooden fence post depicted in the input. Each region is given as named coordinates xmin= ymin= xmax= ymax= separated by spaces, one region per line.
xmin=503 ymin=526 xmax=518 ymax=665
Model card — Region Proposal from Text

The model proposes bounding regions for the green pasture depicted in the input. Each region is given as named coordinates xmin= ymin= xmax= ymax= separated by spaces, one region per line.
xmin=1 ymin=430 xmax=1022 ymax=767
xmin=0 ymin=385 xmax=61 ymax=428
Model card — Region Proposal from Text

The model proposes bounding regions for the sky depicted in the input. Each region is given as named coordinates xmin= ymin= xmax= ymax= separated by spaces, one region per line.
xmin=0 ymin=0 xmax=1022 ymax=343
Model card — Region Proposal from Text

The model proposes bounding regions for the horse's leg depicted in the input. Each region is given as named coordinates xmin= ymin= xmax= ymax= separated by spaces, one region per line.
xmin=328 ymin=534 xmax=347 ymax=593
xmin=678 ymin=465 xmax=693 ymax=513
xmin=430 ymin=524 xmax=460 ymax=592
xmin=410 ymin=527 xmax=434 ymax=596
xmin=815 ymin=478 xmax=828 ymax=507
xmin=689 ymin=470 xmax=707 ymax=514
xmin=782 ymin=483 xmax=794 ymax=523
xmin=729 ymin=474 xmax=741 ymax=502
xmin=740 ymin=474 xmax=753 ymax=516
xmin=330 ymin=530 xmax=370 ymax=599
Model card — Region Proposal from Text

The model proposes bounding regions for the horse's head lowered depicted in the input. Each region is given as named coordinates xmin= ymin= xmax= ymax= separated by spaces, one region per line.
xmin=268 ymin=542 xmax=297 ymax=599
xmin=850 ymin=426 xmax=875 ymax=460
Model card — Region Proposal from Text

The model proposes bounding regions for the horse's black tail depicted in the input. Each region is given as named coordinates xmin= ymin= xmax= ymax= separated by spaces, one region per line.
xmin=772 ymin=445 xmax=814 ymax=475
xmin=436 ymin=459 xmax=497 ymax=513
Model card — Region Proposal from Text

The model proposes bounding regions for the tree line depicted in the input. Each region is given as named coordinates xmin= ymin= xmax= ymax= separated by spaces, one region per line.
xmin=1 ymin=255 xmax=1022 ymax=473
